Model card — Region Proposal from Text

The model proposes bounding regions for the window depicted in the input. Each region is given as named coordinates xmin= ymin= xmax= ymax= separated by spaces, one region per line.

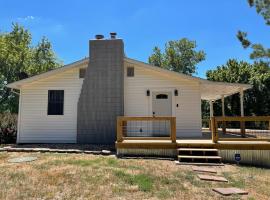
xmin=127 ymin=67 xmax=134 ymax=77
xmin=156 ymin=94 xmax=168 ymax=99
xmin=79 ymin=68 xmax=86 ymax=78
xmin=47 ymin=90 xmax=64 ymax=115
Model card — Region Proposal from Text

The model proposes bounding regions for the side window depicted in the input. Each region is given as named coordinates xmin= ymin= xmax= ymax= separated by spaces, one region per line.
xmin=127 ymin=67 xmax=134 ymax=77
xmin=79 ymin=68 xmax=86 ymax=78
xmin=47 ymin=90 xmax=64 ymax=115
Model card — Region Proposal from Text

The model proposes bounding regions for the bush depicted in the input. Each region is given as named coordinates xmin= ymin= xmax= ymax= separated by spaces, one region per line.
xmin=0 ymin=113 xmax=17 ymax=144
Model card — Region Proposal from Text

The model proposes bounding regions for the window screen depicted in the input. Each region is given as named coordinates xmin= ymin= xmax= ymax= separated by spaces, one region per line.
xmin=127 ymin=67 xmax=134 ymax=77
xmin=47 ymin=90 xmax=64 ymax=115
xmin=79 ymin=68 xmax=86 ymax=78
xmin=156 ymin=94 xmax=168 ymax=99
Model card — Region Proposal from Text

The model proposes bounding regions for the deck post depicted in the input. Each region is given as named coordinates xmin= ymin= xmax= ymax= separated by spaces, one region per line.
xmin=122 ymin=121 xmax=127 ymax=137
xmin=171 ymin=117 xmax=176 ymax=143
xmin=211 ymin=117 xmax=218 ymax=143
xmin=221 ymin=95 xmax=226 ymax=134
xmin=240 ymin=88 xmax=245 ymax=137
xmin=117 ymin=117 xmax=123 ymax=142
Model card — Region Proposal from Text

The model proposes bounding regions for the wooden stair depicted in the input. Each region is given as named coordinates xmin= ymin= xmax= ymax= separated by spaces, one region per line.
xmin=177 ymin=148 xmax=222 ymax=164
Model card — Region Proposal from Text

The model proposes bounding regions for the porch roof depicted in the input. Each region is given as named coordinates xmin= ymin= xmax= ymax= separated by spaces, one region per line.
xmin=125 ymin=58 xmax=252 ymax=101
xmin=200 ymin=80 xmax=252 ymax=101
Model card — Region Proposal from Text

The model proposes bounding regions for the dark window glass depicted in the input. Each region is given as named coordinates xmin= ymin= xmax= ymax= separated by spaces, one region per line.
xmin=127 ymin=67 xmax=134 ymax=77
xmin=48 ymin=90 xmax=64 ymax=115
xmin=79 ymin=68 xmax=86 ymax=78
xmin=156 ymin=94 xmax=168 ymax=99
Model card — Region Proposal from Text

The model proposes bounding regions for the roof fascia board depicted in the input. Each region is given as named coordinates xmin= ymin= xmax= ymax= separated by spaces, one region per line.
xmin=6 ymin=57 xmax=88 ymax=89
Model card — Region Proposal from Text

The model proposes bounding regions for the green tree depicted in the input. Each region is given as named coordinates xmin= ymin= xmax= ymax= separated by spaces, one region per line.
xmin=248 ymin=0 xmax=270 ymax=25
xmin=237 ymin=0 xmax=270 ymax=63
xmin=206 ymin=59 xmax=270 ymax=116
xmin=148 ymin=38 xmax=206 ymax=75
xmin=0 ymin=23 xmax=61 ymax=113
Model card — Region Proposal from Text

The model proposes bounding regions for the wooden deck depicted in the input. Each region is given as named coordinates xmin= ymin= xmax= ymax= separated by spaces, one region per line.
xmin=116 ymin=116 xmax=270 ymax=151
xmin=116 ymin=139 xmax=270 ymax=150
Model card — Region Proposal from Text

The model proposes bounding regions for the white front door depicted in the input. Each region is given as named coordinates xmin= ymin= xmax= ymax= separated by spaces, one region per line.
xmin=152 ymin=91 xmax=172 ymax=136
xmin=152 ymin=91 xmax=172 ymax=116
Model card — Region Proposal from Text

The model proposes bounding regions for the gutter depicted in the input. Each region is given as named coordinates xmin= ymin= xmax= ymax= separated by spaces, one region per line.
xmin=11 ymin=88 xmax=20 ymax=95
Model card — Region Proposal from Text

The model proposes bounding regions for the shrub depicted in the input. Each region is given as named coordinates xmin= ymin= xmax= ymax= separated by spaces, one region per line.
xmin=0 ymin=113 xmax=17 ymax=144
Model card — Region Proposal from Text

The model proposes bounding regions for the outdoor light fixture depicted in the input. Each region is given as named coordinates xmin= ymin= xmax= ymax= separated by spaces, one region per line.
xmin=146 ymin=90 xmax=150 ymax=96
xmin=174 ymin=89 xmax=178 ymax=96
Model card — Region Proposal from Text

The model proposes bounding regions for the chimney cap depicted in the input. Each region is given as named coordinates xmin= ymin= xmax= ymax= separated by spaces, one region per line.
xmin=95 ymin=34 xmax=104 ymax=40
xmin=110 ymin=32 xmax=117 ymax=39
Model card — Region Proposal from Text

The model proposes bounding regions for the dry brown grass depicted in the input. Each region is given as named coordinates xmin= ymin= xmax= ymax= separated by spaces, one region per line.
xmin=0 ymin=152 xmax=269 ymax=200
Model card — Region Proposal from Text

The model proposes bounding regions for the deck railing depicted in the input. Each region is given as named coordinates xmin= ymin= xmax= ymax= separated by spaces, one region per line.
xmin=117 ymin=116 xmax=176 ymax=143
xmin=211 ymin=116 xmax=270 ymax=142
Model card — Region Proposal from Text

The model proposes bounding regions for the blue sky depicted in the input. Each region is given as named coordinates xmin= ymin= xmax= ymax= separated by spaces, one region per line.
xmin=0 ymin=0 xmax=269 ymax=78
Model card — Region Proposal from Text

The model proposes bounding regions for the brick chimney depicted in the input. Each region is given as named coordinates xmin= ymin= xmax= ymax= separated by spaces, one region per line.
xmin=77 ymin=34 xmax=124 ymax=144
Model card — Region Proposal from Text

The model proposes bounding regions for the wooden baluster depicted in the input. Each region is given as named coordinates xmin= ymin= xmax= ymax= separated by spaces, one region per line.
xmin=240 ymin=121 xmax=245 ymax=138
xmin=222 ymin=121 xmax=226 ymax=134
xmin=122 ymin=120 xmax=127 ymax=137
xmin=211 ymin=117 xmax=218 ymax=143
xmin=171 ymin=117 xmax=176 ymax=143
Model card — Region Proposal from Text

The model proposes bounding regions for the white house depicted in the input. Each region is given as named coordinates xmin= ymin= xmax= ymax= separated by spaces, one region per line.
xmin=7 ymin=33 xmax=251 ymax=144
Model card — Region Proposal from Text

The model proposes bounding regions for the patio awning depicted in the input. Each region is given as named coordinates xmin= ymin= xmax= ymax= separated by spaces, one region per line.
xmin=200 ymin=80 xmax=252 ymax=101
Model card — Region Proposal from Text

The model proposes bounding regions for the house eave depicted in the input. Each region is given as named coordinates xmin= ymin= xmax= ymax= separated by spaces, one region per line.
xmin=6 ymin=56 xmax=252 ymax=99
xmin=6 ymin=57 xmax=89 ymax=89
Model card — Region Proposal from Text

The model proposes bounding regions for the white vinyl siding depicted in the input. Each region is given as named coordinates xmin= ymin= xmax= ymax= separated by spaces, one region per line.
xmin=17 ymin=64 xmax=86 ymax=143
xmin=124 ymin=63 xmax=202 ymax=138
xmin=17 ymin=59 xmax=202 ymax=143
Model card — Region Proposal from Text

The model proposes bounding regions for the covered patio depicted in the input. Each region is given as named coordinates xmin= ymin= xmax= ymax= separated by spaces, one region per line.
xmin=200 ymin=80 xmax=252 ymax=122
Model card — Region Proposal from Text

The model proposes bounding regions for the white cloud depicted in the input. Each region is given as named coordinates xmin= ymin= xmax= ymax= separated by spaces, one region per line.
xmin=17 ymin=16 xmax=36 ymax=21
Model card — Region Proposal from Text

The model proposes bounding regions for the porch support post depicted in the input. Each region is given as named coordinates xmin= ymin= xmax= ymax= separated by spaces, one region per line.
xmin=221 ymin=95 xmax=226 ymax=134
xmin=240 ymin=88 xmax=244 ymax=117
xmin=240 ymin=88 xmax=245 ymax=137
xmin=209 ymin=100 xmax=214 ymax=130
xmin=210 ymin=100 xmax=214 ymax=117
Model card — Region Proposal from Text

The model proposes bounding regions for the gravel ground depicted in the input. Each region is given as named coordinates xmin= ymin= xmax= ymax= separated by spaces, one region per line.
xmin=2 ymin=143 xmax=115 ymax=151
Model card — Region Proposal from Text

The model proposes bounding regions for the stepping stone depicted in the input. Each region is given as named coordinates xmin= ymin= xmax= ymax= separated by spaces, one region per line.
xmin=197 ymin=174 xmax=228 ymax=182
xmin=213 ymin=188 xmax=248 ymax=196
xmin=8 ymin=156 xmax=37 ymax=163
xmin=192 ymin=166 xmax=217 ymax=173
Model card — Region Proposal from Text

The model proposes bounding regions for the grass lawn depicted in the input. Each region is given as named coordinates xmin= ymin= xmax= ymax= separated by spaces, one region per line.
xmin=0 ymin=152 xmax=269 ymax=200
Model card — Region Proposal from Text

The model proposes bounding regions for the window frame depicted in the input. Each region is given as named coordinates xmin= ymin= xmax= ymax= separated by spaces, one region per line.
xmin=79 ymin=68 xmax=86 ymax=78
xmin=47 ymin=90 xmax=64 ymax=116
xmin=127 ymin=67 xmax=134 ymax=77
